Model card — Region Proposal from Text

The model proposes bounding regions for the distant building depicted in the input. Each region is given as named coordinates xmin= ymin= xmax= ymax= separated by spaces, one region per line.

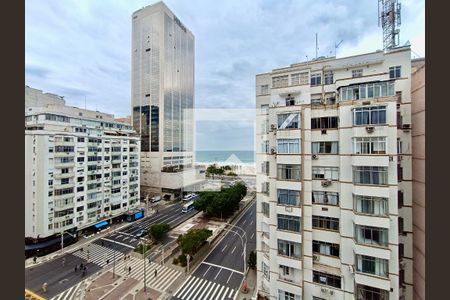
xmin=255 ymin=47 xmax=413 ymax=300
xmin=115 ymin=116 xmax=132 ymax=125
xmin=25 ymin=86 xmax=140 ymax=252
xmin=131 ymin=2 xmax=199 ymax=200
xmin=411 ymin=58 xmax=425 ymax=300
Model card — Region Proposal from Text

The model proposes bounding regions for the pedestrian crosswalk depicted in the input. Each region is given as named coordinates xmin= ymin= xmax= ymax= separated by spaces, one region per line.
xmin=49 ymin=281 xmax=84 ymax=300
xmin=112 ymin=257 xmax=183 ymax=292
xmin=72 ymin=243 xmax=128 ymax=268
xmin=172 ymin=275 xmax=238 ymax=300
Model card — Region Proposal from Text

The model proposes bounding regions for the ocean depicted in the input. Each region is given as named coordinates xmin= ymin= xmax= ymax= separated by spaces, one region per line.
xmin=196 ymin=150 xmax=255 ymax=164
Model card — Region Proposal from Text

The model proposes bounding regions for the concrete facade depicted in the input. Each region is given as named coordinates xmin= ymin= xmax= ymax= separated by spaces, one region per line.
xmin=255 ymin=47 xmax=413 ymax=300
xmin=25 ymin=87 xmax=141 ymax=240
xmin=131 ymin=2 xmax=198 ymax=199
xmin=411 ymin=58 xmax=425 ymax=300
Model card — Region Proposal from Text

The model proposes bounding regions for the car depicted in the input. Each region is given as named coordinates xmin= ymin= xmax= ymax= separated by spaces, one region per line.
xmin=135 ymin=229 xmax=146 ymax=238
xmin=151 ymin=196 xmax=161 ymax=203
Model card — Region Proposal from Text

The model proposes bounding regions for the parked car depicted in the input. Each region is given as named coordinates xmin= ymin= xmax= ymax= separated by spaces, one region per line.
xmin=151 ymin=196 xmax=161 ymax=203
xmin=135 ymin=229 xmax=146 ymax=238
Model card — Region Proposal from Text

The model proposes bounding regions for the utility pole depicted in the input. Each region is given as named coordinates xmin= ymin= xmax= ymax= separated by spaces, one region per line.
xmin=143 ymin=241 xmax=147 ymax=292
xmin=186 ymin=254 xmax=190 ymax=274
xmin=315 ymin=33 xmax=318 ymax=59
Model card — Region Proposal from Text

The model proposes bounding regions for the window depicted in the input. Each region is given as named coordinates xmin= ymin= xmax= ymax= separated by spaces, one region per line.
xmin=61 ymin=178 xmax=70 ymax=185
xmin=277 ymin=164 xmax=301 ymax=181
xmin=353 ymin=166 xmax=388 ymax=185
xmin=277 ymin=189 xmax=300 ymax=206
xmin=353 ymin=106 xmax=387 ymax=125
xmin=398 ymin=190 xmax=404 ymax=209
xmin=313 ymin=240 xmax=340 ymax=257
xmin=356 ymin=255 xmax=389 ymax=277
xmin=280 ymin=264 xmax=290 ymax=276
xmin=77 ymin=137 xmax=85 ymax=142
xmin=313 ymin=271 xmax=341 ymax=288
xmin=285 ymin=96 xmax=296 ymax=106
xmin=277 ymin=113 xmax=300 ymax=129
xmin=261 ymin=182 xmax=270 ymax=195
xmin=277 ymin=139 xmax=300 ymax=154
xmin=77 ymin=186 xmax=84 ymax=192
xmin=278 ymin=290 xmax=301 ymax=300
xmin=262 ymin=261 xmax=270 ymax=280
xmin=312 ymin=141 xmax=338 ymax=154
xmin=312 ymin=167 xmax=339 ymax=180
xmin=353 ymin=137 xmax=387 ymax=154
xmin=353 ymin=195 xmax=388 ymax=216
xmin=312 ymin=216 xmax=339 ymax=231
xmin=389 ymin=66 xmax=401 ymax=78
xmin=76 ymin=206 xmax=84 ymax=212
xmin=278 ymin=239 xmax=301 ymax=258
xmin=311 ymin=116 xmax=338 ymax=129
xmin=355 ymin=225 xmax=388 ymax=247
xmin=312 ymin=191 xmax=339 ymax=205
xmin=260 ymin=84 xmax=269 ymax=95
xmin=77 ymin=157 xmax=85 ymax=162
xmin=324 ymin=72 xmax=333 ymax=85
xmin=397 ymin=138 xmax=403 ymax=154
xmin=55 ymin=146 xmax=74 ymax=153
xmin=311 ymin=73 xmax=322 ymax=86
xmin=48 ymin=191 xmax=53 ymax=197
xmin=356 ymin=284 xmax=389 ymax=300
xmin=272 ymin=75 xmax=289 ymax=88
xmin=291 ymin=73 xmax=300 ymax=85
xmin=397 ymin=165 xmax=403 ymax=182
xmin=260 ymin=104 xmax=269 ymax=114
xmin=352 ymin=69 xmax=363 ymax=78
xmin=262 ymin=202 xmax=270 ymax=217
xmin=48 ymin=180 xmax=53 ymax=186
xmin=277 ymin=214 xmax=301 ymax=232
xmin=261 ymin=161 xmax=270 ymax=176
xmin=340 ymin=81 xmax=395 ymax=101
xmin=398 ymin=217 xmax=404 ymax=234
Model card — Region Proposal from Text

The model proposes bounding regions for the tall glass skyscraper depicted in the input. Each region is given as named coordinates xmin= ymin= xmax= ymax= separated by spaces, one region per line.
xmin=131 ymin=2 xmax=196 ymax=199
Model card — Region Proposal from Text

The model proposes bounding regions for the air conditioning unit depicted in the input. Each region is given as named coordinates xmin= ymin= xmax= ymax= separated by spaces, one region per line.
xmin=321 ymin=288 xmax=327 ymax=293
xmin=312 ymin=154 xmax=318 ymax=160
xmin=366 ymin=126 xmax=375 ymax=133
xmin=270 ymin=124 xmax=276 ymax=131
xmin=400 ymin=261 xmax=406 ymax=269
xmin=362 ymin=100 xmax=371 ymax=105
xmin=321 ymin=180 xmax=332 ymax=187
xmin=321 ymin=129 xmax=327 ymax=135
xmin=402 ymin=124 xmax=411 ymax=130
xmin=330 ymin=290 xmax=334 ymax=295
xmin=270 ymin=148 xmax=277 ymax=155
xmin=313 ymin=254 xmax=320 ymax=261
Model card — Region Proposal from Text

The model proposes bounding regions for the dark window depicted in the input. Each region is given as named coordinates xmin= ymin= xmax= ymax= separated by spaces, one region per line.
xmin=312 ymin=216 xmax=339 ymax=231
xmin=313 ymin=240 xmax=340 ymax=257
xmin=311 ymin=117 xmax=338 ymax=129
xmin=399 ymin=243 xmax=404 ymax=259
xmin=398 ymin=190 xmax=404 ymax=208
xmin=389 ymin=66 xmax=401 ymax=79
xmin=311 ymin=73 xmax=322 ymax=86
xmin=313 ymin=271 xmax=341 ymax=288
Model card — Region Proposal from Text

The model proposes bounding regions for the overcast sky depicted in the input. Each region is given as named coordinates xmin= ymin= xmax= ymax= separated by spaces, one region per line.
xmin=25 ymin=0 xmax=425 ymax=151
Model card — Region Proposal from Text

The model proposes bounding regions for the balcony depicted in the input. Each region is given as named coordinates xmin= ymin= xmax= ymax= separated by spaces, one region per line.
xmin=54 ymin=152 xmax=75 ymax=158
xmin=53 ymin=172 xmax=75 ymax=179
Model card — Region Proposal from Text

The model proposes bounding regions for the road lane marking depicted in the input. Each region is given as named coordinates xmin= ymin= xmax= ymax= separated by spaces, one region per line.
xmin=208 ymin=283 xmax=221 ymax=300
xmin=250 ymin=220 xmax=253 ymax=226
xmin=221 ymin=245 xmax=228 ymax=252
xmin=228 ymin=288 xmax=235 ymax=298
xmin=100 ymin=238 xmax=135 ymax=249
xmin=201 ymin=261 xmax=244 ymax=275
xmin=214 ymin=268 xmax=222 ymax=280
xmin=250 ymin=233 xmax=254 ymax=240
xmin=214 ymin=285 xmax=225 ymax=300
xmin=221 ymin=287 xmax=230 ymax=300
xmin=226 ymin=272 xmax=233 ymax=284
xmin=204 ymin=265 xmax=212 ymax=277
xmin=197 ymin=281 xmax=213 ymax=300
xmin=242 ymin=220 xmax=246 ymax=225
xmin=231 ymin=246 xmax=236 ymax=254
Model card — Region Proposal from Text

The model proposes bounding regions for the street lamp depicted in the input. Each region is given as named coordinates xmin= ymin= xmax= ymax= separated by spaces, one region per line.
xmin=60 ymin=230 xmax=77 ymax=255
xmin=186 ymin=254 xmax=191 ymax=274
xmin=139 ymin=239 xmax=147 ymax=293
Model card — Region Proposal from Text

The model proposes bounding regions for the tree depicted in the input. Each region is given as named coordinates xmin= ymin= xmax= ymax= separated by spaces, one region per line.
xmin=248 ymin=251 xmax=257 ymax=269
xmin=148 ymin=223 xmax=170 ymax=242
xmin=177 ymin=228 xmax=212 ymax=256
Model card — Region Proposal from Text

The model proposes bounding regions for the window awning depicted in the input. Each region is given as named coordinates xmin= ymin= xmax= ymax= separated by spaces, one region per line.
xmin=94 ymin=220 xmax=109 ymax=228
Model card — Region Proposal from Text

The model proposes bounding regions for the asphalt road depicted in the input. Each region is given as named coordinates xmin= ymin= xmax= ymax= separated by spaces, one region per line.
xmin=172 ymin=200 xmax=256 ymax=300
xmin=25 ymin=201 xmax=198 ymax=299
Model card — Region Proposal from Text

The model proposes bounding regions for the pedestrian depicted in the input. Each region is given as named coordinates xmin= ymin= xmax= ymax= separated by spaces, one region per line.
xmin=74 ymin=265 xmax=78 ymax=272
xmin=80 ymin=263 xmax=83 ymax=270
xmin=42 ymin=282 xmax=48 ymax=293
xmin=101 ymin=240 xmax=104 ymax=246
xmin=33 ymin=256 xmax=37 ymax=264
xmin=62 ymin=258 xmax=65 ymax=267
xmin=128 ymin=266 xmax=131 ymax=274
xmin=107 ymin=259 xmax=110 ymax=265
xmin=154 ymin=269 xmax=157 ymax=277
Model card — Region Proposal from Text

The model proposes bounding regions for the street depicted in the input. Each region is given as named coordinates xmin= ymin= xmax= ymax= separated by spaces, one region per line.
xmin=25 ymin=201 xmax=198 ymax=299
xmin=172 ymin=200 xmax=256 ymax=300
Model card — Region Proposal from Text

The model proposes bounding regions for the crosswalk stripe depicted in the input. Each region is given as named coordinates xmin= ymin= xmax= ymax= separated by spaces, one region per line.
xmin=214 ymin=285 xmax=225 ymax=300
xmin=179 ymin=276 xmax=200 ymax=299
xmin=233 ymin=289 xmax=239 ymax=300
xmin=208 ymin=283 xmax=222 ymax=300
xmin=221 ymin=287 xmax=230 ymax=300
xmin=185 ymin=277 xmax=204 ymax=300
xmin=228 ymin=288 xmax=234 ymax=298
xmin=195 ymin=280 xmax=213 ymax=300
xmin=202 ymin=282 xmax=218 ymax=300
xmin=153 ymin=267 xmax=177 ymax=290
xmin=187 ymin=278 xmax=206 ymax=300
xmin=173 ymin=275 xmax=191 ymax=298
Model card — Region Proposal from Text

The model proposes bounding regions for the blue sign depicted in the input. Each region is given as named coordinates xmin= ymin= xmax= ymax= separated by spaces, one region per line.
xmin=134 ymin=211 xmax=143 ymax=220
xmin=94 ymin=220 xmax=108 ymax=228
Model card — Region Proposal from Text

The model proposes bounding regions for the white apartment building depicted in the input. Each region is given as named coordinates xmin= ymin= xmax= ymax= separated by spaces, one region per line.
xmin=255 ymin=46 xmax=413 ymax=300
xmin=132 ymin=2 xmax=199 ymax=200
xmin=25 ymin=87 xmax=141 ymax=245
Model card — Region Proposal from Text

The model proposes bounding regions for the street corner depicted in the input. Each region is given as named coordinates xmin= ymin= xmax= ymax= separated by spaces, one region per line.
xmin=84 ymin=271 xmax=124 ymax=300
xmin=133 ymin=286 xmax=161 ymax=300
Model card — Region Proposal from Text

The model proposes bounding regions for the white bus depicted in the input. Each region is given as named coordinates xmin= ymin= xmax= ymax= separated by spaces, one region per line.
xmin=183 ymin=193 xmax=198 ymax=202
xmin=182 ymin=201 xmax=195 ymax=213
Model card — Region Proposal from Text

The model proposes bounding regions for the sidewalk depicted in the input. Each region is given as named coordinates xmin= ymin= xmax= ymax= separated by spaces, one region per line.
xmin=236 ymin=268 xmax=257 ymax=300
xmin=25 ymin=207 xmax=157 ymax=269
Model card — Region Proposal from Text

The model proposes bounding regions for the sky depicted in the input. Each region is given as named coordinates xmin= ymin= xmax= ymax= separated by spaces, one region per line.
xmin=25 ymin=0 xmax=425 ymax=151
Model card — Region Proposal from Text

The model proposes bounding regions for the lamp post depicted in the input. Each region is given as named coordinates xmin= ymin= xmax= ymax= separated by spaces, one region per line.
xmin=143 ymin=241 xmax=147 ymax=293
xmin=186 ymin=254 xmax=190 ymax=274
xmin=60 ymin=230 xmax=77 ymax=255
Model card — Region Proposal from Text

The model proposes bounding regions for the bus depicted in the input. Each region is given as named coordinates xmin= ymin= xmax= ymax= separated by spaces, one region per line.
xmin=183 ymin=193 xmax=198 ymax=202
xmin=182 ymin=201 xmax=195 ymax=213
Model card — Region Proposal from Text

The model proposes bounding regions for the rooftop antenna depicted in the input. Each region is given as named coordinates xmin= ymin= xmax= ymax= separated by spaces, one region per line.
xmin=378 ymin=0 xmax=402 ymax=50
xmin=315 ymin=33 xmax=318 ymax=59
xmin=335 ymin=40 xmax=344 ymax=57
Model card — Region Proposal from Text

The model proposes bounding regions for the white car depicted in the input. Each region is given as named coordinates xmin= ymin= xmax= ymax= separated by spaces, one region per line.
xmin=151 ymin=196 xmax=161 ymax=203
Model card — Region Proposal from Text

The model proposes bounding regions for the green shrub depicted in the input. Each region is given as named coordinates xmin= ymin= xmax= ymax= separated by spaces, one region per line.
xmin=172 ymin=257 xmax=179 ymax=265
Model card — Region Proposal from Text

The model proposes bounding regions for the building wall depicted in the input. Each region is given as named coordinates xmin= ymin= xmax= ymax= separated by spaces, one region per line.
xmin=25 ymin=102 xmax=140 ymax=240
xmin=131 ymin=2 xmax=196 ymax=196
xmin=25 ymin=85 xmax=66 ymax=108
xmin=255 ymin=47 xmax=413 ymax=300
xmin=411 ymin=58 xmax=425 ymax=300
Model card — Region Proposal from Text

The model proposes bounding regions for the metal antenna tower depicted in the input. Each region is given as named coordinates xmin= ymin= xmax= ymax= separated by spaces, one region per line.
xmin=378 ymin=0 xmax=402 ymax=50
